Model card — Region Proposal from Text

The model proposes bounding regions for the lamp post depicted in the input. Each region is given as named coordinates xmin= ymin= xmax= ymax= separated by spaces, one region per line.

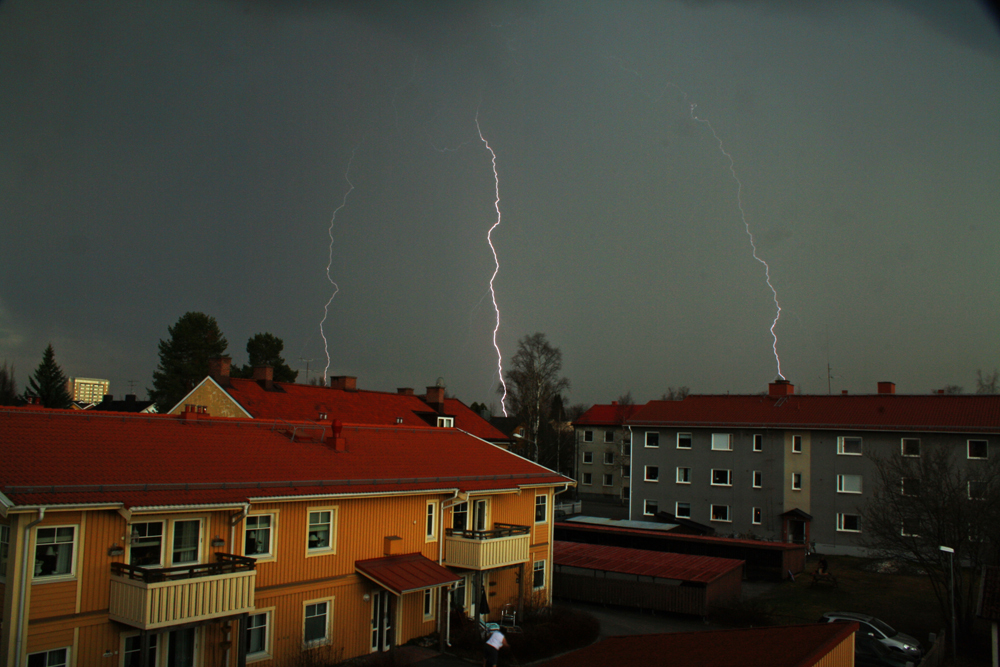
xmin=940 ymin=545 xmax=957 ymax=661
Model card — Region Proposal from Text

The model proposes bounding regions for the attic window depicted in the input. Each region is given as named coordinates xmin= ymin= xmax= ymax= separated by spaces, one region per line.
xmin=319 ymin=413 xmax=327 ymax=421
xmin=437 ymin=417 xmax=454 ymax=428
xmin=396 ymin=418 xmax=403 ymax=425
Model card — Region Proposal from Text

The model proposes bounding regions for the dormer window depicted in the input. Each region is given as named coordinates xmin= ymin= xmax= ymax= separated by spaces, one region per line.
xmin=396 ymin=418 xmax=403 ymax=424
xmin=437 ymin=417 xmax=454 ymax=428
xmin=319 ymin=413 xmax=327 ymax=421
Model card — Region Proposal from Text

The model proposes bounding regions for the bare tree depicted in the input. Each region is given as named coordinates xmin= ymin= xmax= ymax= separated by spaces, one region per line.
xmin=861 ymin=445 xmax=1000 ymax=644
xmin=976 ymin=369 xmax=998 ymax=394
xmin=661 ymin=386 xmax=690 ymax=401
xmin=502 ymin=333 xmax=570 ymax=464
xmin=0 ymin=362 xmax=19 ymax=406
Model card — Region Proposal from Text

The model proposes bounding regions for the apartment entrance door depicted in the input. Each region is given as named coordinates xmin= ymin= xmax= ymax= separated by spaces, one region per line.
xmin=371 ymin=590 xmax=394 ymax=653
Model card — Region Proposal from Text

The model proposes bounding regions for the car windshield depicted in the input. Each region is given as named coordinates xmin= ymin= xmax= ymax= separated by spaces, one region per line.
xmin=870 ymin=618 xmax=897 ymax=637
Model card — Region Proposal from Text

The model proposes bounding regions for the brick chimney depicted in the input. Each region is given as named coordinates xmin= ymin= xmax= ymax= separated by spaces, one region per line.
xmin=397 ymin=388 xmax=414 ymax=396
xmin=329 ymin=376 xmax=357 ymax=391
xmin=425 ymin=386 xmax=446 ymax=413
xmin=877 ymin=381 xmax=896 ymax=395
xmin=208 ymin=356 xmax=232 ymax=387
xmin=330 ymin=419 xmax=347 ymax=451
xmin=768 ymin=379 xmax=795 ymax=397
xmin=252 ymin=366 xmax=274 ymax=390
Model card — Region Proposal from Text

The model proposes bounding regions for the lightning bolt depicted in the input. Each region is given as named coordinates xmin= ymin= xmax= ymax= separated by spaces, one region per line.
xmin=320 ymin=142 xmax=362 ymax=385
xmin=475 ymin=111 xmax=509 ymax=416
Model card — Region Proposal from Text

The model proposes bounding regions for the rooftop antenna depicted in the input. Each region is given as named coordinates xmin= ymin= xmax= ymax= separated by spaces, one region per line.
xmin=299 ymin=358 xmax=313 ymax=385
xmin=127 ymin=380 xmax=137 ymax=394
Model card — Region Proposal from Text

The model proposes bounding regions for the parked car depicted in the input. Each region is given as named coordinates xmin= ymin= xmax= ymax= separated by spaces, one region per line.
xmin=819 ymin=612 xmax=923 ymax=660
xmin=855 ymin=633 xmax=915 ymax=667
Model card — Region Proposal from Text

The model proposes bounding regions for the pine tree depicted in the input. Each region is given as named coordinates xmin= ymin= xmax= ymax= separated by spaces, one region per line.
xmin=24 ymin=345 xmax=73 ymax=409
xmin=231 ymin=332 xmax=298 ymax=383
xmin=149 ymin=312 xmax=228 ymax=412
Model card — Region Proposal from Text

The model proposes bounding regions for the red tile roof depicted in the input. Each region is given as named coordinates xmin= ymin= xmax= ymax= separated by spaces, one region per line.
xmin=0 ymin=408 xmax=570 ymax=509
xmin=355 ymin=553 xmax=461 ymax=595
xmin=556 ymin=521 xmax=805 ymax=551
xmin=573 ymin=403 xmax=643 ymax=426
xmin=211 ymin=379 xmax=510 ymax=442
xmin=540 ymin=623 xmax=858 ymax=667
xmin=629 ymin=394 xmax=1000 ymax=432
xmin=554 ymin=541 xmax=743 ymax=584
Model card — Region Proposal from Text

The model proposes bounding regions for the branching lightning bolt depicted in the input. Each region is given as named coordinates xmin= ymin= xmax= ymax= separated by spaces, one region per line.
xmin=320 ymin=143 xmax=362 ymax=384
xmin=475 ymin=112 xmax=509 ymax=416
xmin=689 ymin=105 xmax=784 ymax=380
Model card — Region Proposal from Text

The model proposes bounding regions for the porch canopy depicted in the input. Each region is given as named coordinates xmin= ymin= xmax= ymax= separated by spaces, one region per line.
xmin=356 ymin=553 xmax=461 ymax=596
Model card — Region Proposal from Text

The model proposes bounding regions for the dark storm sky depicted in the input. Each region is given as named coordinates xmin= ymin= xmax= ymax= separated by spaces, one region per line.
xmin=1 ymin=0 xmax=998 ymax=409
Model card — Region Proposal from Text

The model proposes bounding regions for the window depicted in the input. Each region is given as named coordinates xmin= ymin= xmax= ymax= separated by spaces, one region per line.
xmin=968 ymin=440 xmax=988 ymax=459
xmin=623 ymin=442 xmax=631 ymax=457
xmin=676 ymin=467 xmax=691 ymax=484
xmin=172 ymin=519 xmax=200 ymax=564
xmin=752 ymin=507 xmax=762 ymax=525
xmin=582 ymin=473 xmax=592 ymax=485
xmin=583 ymin=430 xmax=594 ymax=442
xmin=603 ymin=474 xmax=614 ymax=487
xmin=27 ymin=648 xmax=68 ymax=667
xmin=129 ymin=521 xmax=164 ymax=566
xmin=901 ymin=478 xmax=920 ymax=497
xmin=711 ymin=433 xmax=732 ymax=451
xmin=622 ymin=464 xmax=630 ymax=478
xmin=437 ymin=417 xmax=454 ymax=428
xmin=753 ymin=471 xmax=762 ymax=488
xmin=753 ymin=434 xmax=763 ymax=452
xmin=838 ymin=436 xmax=862 ymax=455
xmin=451 ymin=576 xmax=468 ymax=611
xmin=791 ymin=473 xmax=802 ymax=490
xmin=604 ymin=451 xmax=615 ymax=465
xmin=124 ymin=634 xmax=157 ymax=667
xmin=711 ymin=505 xmax=731 ymax=522
xmin=304 ymin=600 xmax=331 ymax=645
xmin=969 ymin=481 xmax=988 ymax=500
xmin=711 ymin=469 xmax=732 ymax=486
xmin=792 ymin=435 xmax=803 ymax=453
xmin=426 ymin=501 xmax=438 ymax=540
xmin=245 ymin=514 xmax=274 ymax=558
xmin=533 ymin=559 xmax=546 ymax=590
xmin=901 ymin=438 xmax=921 ymax=457
xmin=34 ymin=526 xmax=75 ymax=578
xmin=129 ymin=518 xmax=201 ymax=567
xmin=246 ymin=611 xmax=271 ymax=659
xmin=675 ymin=502 xmax=691 ymax=518
xmin=582 ymin=451 xmax=593 ymax=464
xmin=644 ymin=466 xmax=659 ymax=482
xmin=423 ymin=589 xmax=437 ymax=620
xmin=622 ymin=486 xmax=630 ymax=500
xmin=676 ymin=433 xmax=692 ymax=449
xmin=837 ymin=474 xmax=862 ymax=494
xmin=643 ymin=500 xmax=658 ymax=516
xmin=307 ymin=509 xmax=336 ymax=554
xmin=837 ymin=514 xmax=860 ymax=532
xmin=604 ymin=430 xmax=615 ymax=443
xmin=646 ymin=432 xmax=660 ymax=448
xmin=901 ymin=518 xmax=920 ymax=537
xmin=534 ymin=494 xmax=548 ymax=523
xmin=452 ymin=502 xmax=468 ymax=531
xmin=0 ymin=524 xmax=9 ymax=581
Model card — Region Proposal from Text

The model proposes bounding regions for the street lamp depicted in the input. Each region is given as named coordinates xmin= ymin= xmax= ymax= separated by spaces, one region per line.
xmin=939 ymin=545 xmax=957 ymax=662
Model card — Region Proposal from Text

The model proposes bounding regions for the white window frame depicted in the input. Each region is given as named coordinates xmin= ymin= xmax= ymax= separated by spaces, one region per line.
xmin=711 ymin=433 xmax=732 ymax=451
xmin=27 ymin=648 xmax=69 ymax=667
xmin=968 ymin=480 xmax=987 ymax=500
xmin=245 ymin=512 xmax=277 ymax=561
xmin=676 ymin=467 xmax=691 ymax=484
xmin=643 ymin=499 xmax=658 ymax=516
xmin=901 ymin=477 xmax=920 ymax=497
xmin=753 ymin=434 xmax=763 ymax=452
xmin=837 ymin=436 xmax=863 ymax=456
xmin=968 ymin=439 xmax=988 ymax=460
xmin=622 ymin=464 xmax=630 ymax=478
xmin=710 ymin=469 xmax=732 ymax=487
xmin=33 ymin=525 xmax=77 ymax=581
xmin=246 ymin=608 xmax=274 ymax=662
xmin=128 ymin=516 xmax=204 ymax=568
xmin=582 ymin=472 xmax=592 ymax=485
xmin=307 ymin=507 xmax=338 ymax=556
xmin=532 ymin=559 xmax=547 ymax=590
xmin=901 ymin=518 xmax=920 ymax=537
xmin=710 ymin=505 xmax=731 ymax=523
xmin=752 ymin=471 xmax=762 ymax=488
xmin=791 ymin=473 xmax=803 ymax=491
xmin=675 ymin=502 xmax=691 ymax=519
xmin=752 ymin=507 xmax=762 ymax=525
xmin=676 ymin=432 xmax=692 ymax=449
xmin=426 ymin=501 xmax=439 ymax=541
xmin=644 ymin=465 xmax=660 ymax=482
xmin=534 ymin=493 xmax=548 ymax=524
xmin=423 ymin=588 xmax=437 ymax=621
xmin=604 ymin=430 xmax=615 ymax=444
xmin=128 ymin=520 xmax=165 ymax=567
xmin=583 ymin=430 xmax=594 ymax=443
xmin=603 ymin=451 xmax=615 ymax=465
xmin=0 ymin=524 xmax=10 ymax=583
xmin=582 ymin=451 xmax=593 ymax=465
xmin=602 ymin=473 xmax=614 ymax=487
xmin=303 ymin=597 xmax=334 ymax=647
xmin=437 ymin=416 xmax=454 ymax=428
xmin=837 ymin=474 xmax=862 ymax=494
xmin=901 ymin=438 xmax=921 ymax=457
xmin=121 ymin=632 xmax=158 ymax=667
xmin=792 ymin=435 xmax=803 ymax=453
xmin=837 ymin=513 xmax=861 ymax=532
xmin=645 ymin=432 xmax=660 ymax=448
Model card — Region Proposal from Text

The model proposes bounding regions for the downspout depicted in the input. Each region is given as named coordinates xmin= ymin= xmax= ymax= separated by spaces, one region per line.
xmin=438 ymin=490 xmax=460 ymax=647
xmin=15 ymin=508 xmax=46 ymax=667
xmin=627 ymin=426 xmax=634 ymax=521
xmin=225 ymin=503 xmax=251 ymax=667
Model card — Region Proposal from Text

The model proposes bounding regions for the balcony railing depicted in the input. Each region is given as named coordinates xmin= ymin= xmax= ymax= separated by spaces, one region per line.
xmin=109 ymin=554 xmax=256 ymax=630
xmin=444 ymin=523 xmax=530 ymax=570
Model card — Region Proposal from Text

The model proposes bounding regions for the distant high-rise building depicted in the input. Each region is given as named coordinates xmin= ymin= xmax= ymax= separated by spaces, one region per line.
xmin=67 ymin=377 xmax=110 ymax=404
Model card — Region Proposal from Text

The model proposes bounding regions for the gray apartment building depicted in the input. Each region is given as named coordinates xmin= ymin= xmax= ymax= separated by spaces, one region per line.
xmin=626 ymin=380 xmax=1000 ymax=555
xmin=573 ymin=402 xmax=642 ymax=503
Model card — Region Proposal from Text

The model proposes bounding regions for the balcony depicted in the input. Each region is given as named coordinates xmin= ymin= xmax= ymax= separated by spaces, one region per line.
xmin=443 ymin=523 xmax=530 ymax=570
xmin=109 ymin=554 xmax=256 ymax=630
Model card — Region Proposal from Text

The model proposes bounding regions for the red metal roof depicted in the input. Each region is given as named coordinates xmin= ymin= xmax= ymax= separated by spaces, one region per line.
xmin=214 ymin=378 xmax=509 ymax=442
xmin=0 ymin=408 xmax=570 ymax=509
xmin=629 ymin=393 xmax=1000 ymax=432
xmin=553 ymin=541 xmax=743 ymax=584
xmin=355 ymin=553 xmax=460 ymax=595
xmin=540 ymin=623 xmax=858 ymax=667
xmin=573 ymin=403 xmax=643 ymax=427
xmin=556 ymin=521 xmax=805 ymax=551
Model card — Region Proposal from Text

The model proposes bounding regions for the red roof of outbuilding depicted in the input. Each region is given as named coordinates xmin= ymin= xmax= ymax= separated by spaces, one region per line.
xmin=540 ymin=623 xmax=858 ymax=667
xmin=554 ymin=541 xmax=743 ymax=584
xmin=555 ymin=521 xmax=805 ymax=551
xmin=0 ymin=408 xmax=569 ymax=509
xmin=573 ymin=403 xmax=643 ymax=427
xmin=355 ymin=553 xmax=460 ymax=595
xmin=629 ymin=394 xmax=1000 ymax=433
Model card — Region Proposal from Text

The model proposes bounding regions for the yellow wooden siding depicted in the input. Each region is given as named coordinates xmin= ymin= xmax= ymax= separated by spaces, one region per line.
xmin=77 ymin=509 xmax=122 ymax=614
xmin=28 ymin=580 xmax=78 ymax=620
xmin=812 ymin=633 xmax=855 ymax=667
xmin=25 ymin=624 xmax=75 ymax=656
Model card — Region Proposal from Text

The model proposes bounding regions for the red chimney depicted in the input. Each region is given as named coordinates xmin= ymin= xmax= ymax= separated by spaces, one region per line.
xmin=768 ymin=380 xmax=795 ymax=397
xmin=425 ymin=386 xmax=446 ymax=413
xmin=877 ymin=381 xmax=896 ymax=395
xmin=208 ymin=356 xmax=232 ymax=387
xmin=252 ymin=366 xmax=274 ymax=390
xmin=330 ymin=376 xmax=357 ymax=391
xmin=330 ymin=419 xmax=346 ymax=451
xmin=397 ymin=388 xmax=414 ymax=396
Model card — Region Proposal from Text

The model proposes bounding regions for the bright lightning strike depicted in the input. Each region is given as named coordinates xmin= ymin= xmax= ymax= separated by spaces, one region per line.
xmin=689 ymin=104 xmax=785 ymax=380
xmin=320 ymin=143 xmax=361 ymax=384
xmin=475 ymin=112 xmax=509 ymax=416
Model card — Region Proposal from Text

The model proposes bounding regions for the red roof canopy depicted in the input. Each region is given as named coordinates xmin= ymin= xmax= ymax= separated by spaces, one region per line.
xmin=355 ymin=553 xmax=460 ymax=596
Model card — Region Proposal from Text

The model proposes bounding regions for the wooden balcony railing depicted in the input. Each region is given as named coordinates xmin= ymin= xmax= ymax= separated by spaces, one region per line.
xmin=443 ymin=523 xmax=531 ymax=570
xmin=109 ymin=554 xmax=256 ymax=630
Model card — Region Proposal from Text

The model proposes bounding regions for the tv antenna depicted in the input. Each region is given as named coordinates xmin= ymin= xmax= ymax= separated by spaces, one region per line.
xmin=299 ymin=358 xmax=313 ymax=385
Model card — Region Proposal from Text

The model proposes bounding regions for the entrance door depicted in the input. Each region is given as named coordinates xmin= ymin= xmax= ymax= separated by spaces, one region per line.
xmin=165 ymin=628 xmax=196 ymax=667
xmin=789 ymin=520 xmax=806 ymax=544
xmin=371 ymin=590 xmax=394 ymax=653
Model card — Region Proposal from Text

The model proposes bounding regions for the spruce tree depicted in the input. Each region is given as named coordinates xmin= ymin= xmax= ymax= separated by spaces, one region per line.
xmin=25 ymin=345 xmax=73 ymax=409
xmin=231 ymin=332 xmax=299 ymax=383
xmin=149 ymin=312 xmax=228 ymax=412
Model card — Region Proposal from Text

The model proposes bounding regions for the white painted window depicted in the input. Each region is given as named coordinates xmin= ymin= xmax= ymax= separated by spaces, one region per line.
xmin=582 ymin=473 xmax=592 ymax=485
xmin=129 ymin=521 xmax=164 ymax=566
xmin=603 ymin=451 xmax=615 ymax=465
xmin=646 ymin=432 xmax=660 ymax=448
xmin=901 ymin=478 xmax=920 ymax=497
xmin=792 ymin=435 xmax=803 ymax=453
xmin=752 ymin=507 xmax=762 ymax=525
xmin=534 ymin=494 xmax=548 ymax=523
xmin=837 ymin=474 xmax=862 ymax=494
xmin=245 ymin=514 xmax=274 ymax=559
xmin=901 ymin=518 xmax=920 ymax=537
xmin=307 ymin=508 xmax=337 ymax=554
xmin=838 ymin=436 xmax=862 ymax=455
xmin=604 ymin=430 xmax=615 ymax=443
xmin=582 ymin=451 xmax=593 ymax=464
xmin=583 ymin=430 xmax=593 ymax=442
xmin=968 ymin=440 xmax=988 ymax=459
xmin=603 ymin=474 xmax=614 ymax=487
xmin=437 ymin=417 xmax=454 ymax=428
xmin=34 ymin=526 xmax=76 ymax=579
xmin=676 ymin=433 xmax=692 ymax=449
xmin=27 ymin=648 xmax=68 ymax=667
xmin=644 ymin=466 xmax=659 ymax=482
xmin=753 ymin=434 xmax=763 ymax=452
xmin=675 ymin=502 xmax=691 ymax=518
xmin=753 ymin=471 xmax=762 ymax=488
xmin=246 ymin=610 xmax=272 ymax=660
xmin=423 ymin=589 xmax=437 ymax=620
xmin=533 ymin=559 xmax=546 ymax=590
xmin=837 ymin=514 xmax=860 ymax=532
xmin=901 ymin=438 xmax=921 ymax=457
xmin=711 ymin=469 xmax=732 ymax=486
xmin=129 ymin=518 xmax=203 ymax=567
xmin=969 ymin=481 xmax=987 ymax=500
xmin=711 ymin=433 xmax=732 ymax=451
xmin=426 ymin=501 xmax=439 ymax=541
xmin=676 ymin=467 xmax=691 ymax=484
xmin=303 ymin=599 xmax=333 ymax=646
xmin=123 ymin=633 xmax=157 ymax=667
xmin=711 ymin=505 xmax=731 ymax=522
xmin=792 ymin=473 xmax=803 ymax=490
xmin=643 ymin=499 xmax=658 ymax=516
